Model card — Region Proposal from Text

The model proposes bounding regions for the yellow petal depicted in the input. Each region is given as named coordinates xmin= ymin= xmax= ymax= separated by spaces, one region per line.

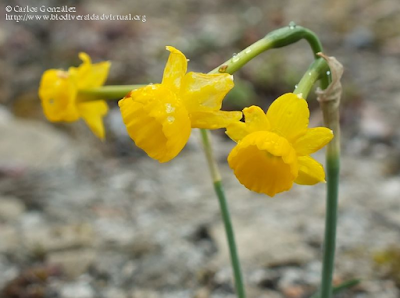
xmin=225 ymin=106 xmax=270 ymax=142
xmin=180 ymin=72 xmax=234 ymax=112
xmin=119 ymin=84 xmax=191 ymax=163
xmin=77 ymin=100 xmax=108 ymax=140
xmin=267 ymin=93 xmax=309 ymax=142
xmin=38 ymin=69 xmax=80 ymax=122
xmin=226 ymin=121 xmax=247 ymax=143
xmin=228 ymin=131 xmax=298 ymax=197
xmin=294 ymin=127 xmax=334 ymax=156
xmin=243 ymin=105 xmax=270 ymax=132
xmin=75 ymin=52 xmax=111 ymax=89
xmin=295 ymin=156 xmax=326 ymax=185
xmin=161 ymin=46 xmax=187 ymax=93
xmin=190 ymin=110 xmax=242 ymax=129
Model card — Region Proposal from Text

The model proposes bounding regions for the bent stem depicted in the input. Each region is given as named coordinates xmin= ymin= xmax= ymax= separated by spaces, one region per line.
xmin=200 ymin=129 xmax=246 ymax=298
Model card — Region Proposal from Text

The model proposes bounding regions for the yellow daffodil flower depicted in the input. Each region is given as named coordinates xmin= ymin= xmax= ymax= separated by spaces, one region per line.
xmin=119 ymin=46 xmax=242 ymax=163
xmin=39 ymin=53 xmax=110 ymax=140
xmin=226 ymin=93 xmax=334 ymax=197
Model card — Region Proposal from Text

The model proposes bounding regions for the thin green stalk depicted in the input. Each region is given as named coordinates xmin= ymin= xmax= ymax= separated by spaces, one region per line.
xmin=200 ymin=129 xmax=245 ymax=298
xmin=78 ymin=85 xmax=145 ymax=101
xmin=294 ymin=58 xmax=330 ymax=99
xmin=294 ymin=57 xmax=341 ymax=298
xmin=319 ymin=152 xmax=339 ymax=298
xmin=318 ymin=86 xmax=341 ymax=298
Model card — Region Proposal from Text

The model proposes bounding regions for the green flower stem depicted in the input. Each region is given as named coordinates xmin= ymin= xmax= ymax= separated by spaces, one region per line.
xmin=200 ymin=129 xmax=245 ymax=298
xmin=78 ymin=85 xmax=145 ymax=101
xmin=318 ymin=89 xmax=341 ymax=298
xmin=294 ymin=59 xmax=340 ymax=298
xmin=294 ymin=58 xmax=330 ymax=99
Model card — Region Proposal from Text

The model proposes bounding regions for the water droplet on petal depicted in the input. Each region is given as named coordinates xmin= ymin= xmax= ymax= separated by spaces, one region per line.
xmin=165 ymin=103 xmax=175 ymax=113
xmin=167 ymin=116 xmax=175 ymax=123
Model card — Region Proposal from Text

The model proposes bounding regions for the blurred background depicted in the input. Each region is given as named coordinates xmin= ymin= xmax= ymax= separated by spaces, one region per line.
xmin=1 ymin=0 xmax=400 ymax=297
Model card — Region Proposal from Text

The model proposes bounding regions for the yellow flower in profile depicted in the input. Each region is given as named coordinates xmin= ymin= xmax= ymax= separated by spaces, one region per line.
xmin=119 ymin=46 xmax=242 ymax=163
xmin=39 ymin=53 xmax=110 ymax=140
xmin=226 ymin=93 xmax=334 ymax=197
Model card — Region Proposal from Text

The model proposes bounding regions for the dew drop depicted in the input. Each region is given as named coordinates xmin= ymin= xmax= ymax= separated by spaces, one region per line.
xmin=326 ymin=70 xmax=331 ymax=76
xmin=245 ymin=48 xmax=252 ymax=54
xmin=295 ymin=84 xmax=298 ymax=89
xmin=308 ymin=72 xmax=312 ymax=76
xmin=165 ymin=103 xmax=175 ymax=113
xmin=167 ymin=116 xmax=175 ymax=123
xmin=288 ymin=21 xmax=297 ymax=30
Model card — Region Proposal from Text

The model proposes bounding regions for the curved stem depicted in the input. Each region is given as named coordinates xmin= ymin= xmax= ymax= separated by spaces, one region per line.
xmin=78 ymin=23 xmax=330 ymax=101
xmin=293 ymin=58 xmax=330 ymax=98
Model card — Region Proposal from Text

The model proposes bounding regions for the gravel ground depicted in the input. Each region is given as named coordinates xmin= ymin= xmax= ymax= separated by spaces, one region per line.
xmin=1 ymin=0 xmax=400 ymax=297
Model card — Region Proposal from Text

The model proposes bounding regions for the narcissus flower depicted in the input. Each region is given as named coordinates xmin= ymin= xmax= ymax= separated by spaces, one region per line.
xmin=119 ymin=46 xmax=241 ymax=163
xmin=226 ymin=93 xmax=334 ymax=197
xmin=39 ymin=53 xmax=110 ymax=140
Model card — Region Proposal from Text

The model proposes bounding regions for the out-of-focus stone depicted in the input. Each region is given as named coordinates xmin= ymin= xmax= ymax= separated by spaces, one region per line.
xmin=211 ymin=219 xmax=314 ymax=268
xmin=0 ymin=225 xmax=20 ymax=253
xmin=60 ymin=280 xmax=95 ymax=298
xmin=47 ymin=249 xmax=96 ymax=278
xmin=23 ymin=223 xmax=94 ymax=253
xmin=0 ymin=117 xmax=78 ymax=169
xmin=0 ymin=196 xmax=26 ymax=221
